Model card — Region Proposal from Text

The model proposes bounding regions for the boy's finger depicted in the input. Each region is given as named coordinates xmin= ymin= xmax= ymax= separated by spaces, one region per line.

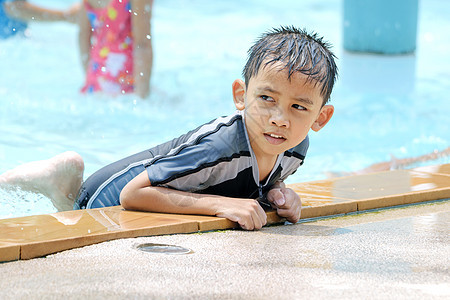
xmin=277 ymin=207 xmax=301 ymax=224
xmin=268 ymin=188 xmax=286 ymax=207
xmin=248 ymin=204 xmax=266 ymax=230
xmin=237 ymin=203 xmax=267 ymax=230
xmin=281 ymin=188 xmax=300 ymax=208
xmin=257 ymin=204 xmax=268 ymax=225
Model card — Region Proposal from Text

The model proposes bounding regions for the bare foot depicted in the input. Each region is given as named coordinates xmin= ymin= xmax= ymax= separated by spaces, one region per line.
xmin=0 ymin=151 xmax=84 ymax=211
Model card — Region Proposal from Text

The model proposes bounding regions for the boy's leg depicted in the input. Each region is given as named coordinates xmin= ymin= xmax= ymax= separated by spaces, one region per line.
xmin=0 ymin=151 xmax=84 ymax=211
xmin=75 ymin=149 xmax=153 ymax=209
xmin=75 ymin=135 xmax=196 ymax=209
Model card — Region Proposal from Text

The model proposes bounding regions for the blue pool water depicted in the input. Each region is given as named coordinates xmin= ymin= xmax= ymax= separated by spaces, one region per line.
xmin=0 ymin=0 xmax=449 ymax=218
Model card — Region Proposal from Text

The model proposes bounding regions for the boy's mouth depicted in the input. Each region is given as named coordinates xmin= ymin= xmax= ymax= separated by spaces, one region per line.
xmin=264 ymin=133 xmax=286 ymax=145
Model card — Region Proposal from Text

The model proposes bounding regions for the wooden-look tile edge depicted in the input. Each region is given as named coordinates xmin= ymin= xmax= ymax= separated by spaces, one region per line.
xmin=300 ymin=201 xmax=358 ymax=219
xmin=357 ymin=187 xmax=450 ymax=211
xmin=195 ymin=211 xmax=285 ymax=232
xmin=0 ymin=243 xmax=20 ymax=263
xmin=19 ymin=221 xmax=199 ymax=260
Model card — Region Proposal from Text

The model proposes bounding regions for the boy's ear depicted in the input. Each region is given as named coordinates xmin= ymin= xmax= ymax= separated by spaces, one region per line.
xmin=232 ymin=79 xmax=246 ymax=110
xmin=311 ymin=105 xmax=334 ymax=132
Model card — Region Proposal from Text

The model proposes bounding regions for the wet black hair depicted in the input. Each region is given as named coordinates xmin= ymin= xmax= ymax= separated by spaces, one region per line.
xmin=242 ymin=26 xmax=338 ymax=105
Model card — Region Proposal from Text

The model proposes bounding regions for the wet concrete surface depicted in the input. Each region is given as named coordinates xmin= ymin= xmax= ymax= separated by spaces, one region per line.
xmin=0 ymin=200 xmax=448 ymax=299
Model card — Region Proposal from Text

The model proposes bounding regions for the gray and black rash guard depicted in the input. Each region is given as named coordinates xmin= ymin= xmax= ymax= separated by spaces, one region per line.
xmin=75 ymin=111 xmax=308 ymax=209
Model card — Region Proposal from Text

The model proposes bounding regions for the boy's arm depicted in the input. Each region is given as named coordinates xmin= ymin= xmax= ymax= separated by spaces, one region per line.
xmin=130 ymin=0 xmax=153 ymax=98
xmin=120 ymin=171 xmax=268 ymax=230
xmin=4 ymin=1 xmax=81 ymax=23
xmin=267 ymin=181 xmax=302 ymax=224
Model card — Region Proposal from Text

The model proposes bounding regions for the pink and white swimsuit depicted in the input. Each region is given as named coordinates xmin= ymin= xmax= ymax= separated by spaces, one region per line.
xmin=81 ymin=0 xmax=134 ymax=94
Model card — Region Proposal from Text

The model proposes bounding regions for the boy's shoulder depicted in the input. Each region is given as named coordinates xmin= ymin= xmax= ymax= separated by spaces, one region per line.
xmin=149 ymin=112 xmax=246 ymax=160
xmin=285 ymin=135 xmax=309 ymax=159
xmin=198 ymin=112 xmax=248 ymax=154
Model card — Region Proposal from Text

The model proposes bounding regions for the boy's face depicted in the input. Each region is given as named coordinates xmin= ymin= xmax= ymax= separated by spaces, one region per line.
xmin=233 ymin=63 xmax=334 ymax=165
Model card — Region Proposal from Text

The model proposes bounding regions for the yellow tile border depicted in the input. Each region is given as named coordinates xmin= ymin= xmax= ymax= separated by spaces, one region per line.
xmin=19 ymin=221 xmax=200 ymax=260
xmin=0 ymin=243 xmax=20 ymax=263
xmin=357 ymin=187 xmax=450 ymax=211
xmin=1 ymin=164 xmax=449 ymax=263
xmin=300 ymin=201 xmax=359 ymax=219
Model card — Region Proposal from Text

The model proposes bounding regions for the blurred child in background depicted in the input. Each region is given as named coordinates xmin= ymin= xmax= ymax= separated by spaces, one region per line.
xmin=3 ymin=0 xmax=153 ymax=98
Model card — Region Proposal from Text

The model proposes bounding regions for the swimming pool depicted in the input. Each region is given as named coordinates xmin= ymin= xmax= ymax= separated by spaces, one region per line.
xmin=0 ymin=0 xmax=449 ymax=218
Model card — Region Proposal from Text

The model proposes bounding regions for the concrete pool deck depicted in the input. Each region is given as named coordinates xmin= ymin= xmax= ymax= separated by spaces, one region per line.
xmin=0 ymin=165 xmax=449 ymax=298
xmin=0 ymin=186 xmax=448 ymax=298
xmin=2 ymin=202 xmax=449 ymax=299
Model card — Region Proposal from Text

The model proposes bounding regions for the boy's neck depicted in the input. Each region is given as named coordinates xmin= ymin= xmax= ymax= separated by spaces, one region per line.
xmin=256 ymin=155 xmax=279 ymax=183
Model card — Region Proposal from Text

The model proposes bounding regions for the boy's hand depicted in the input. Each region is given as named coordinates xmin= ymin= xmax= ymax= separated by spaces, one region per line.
xmin=267 ymin=182 xmax=301 ymax=224
xmin=215 ymin=198 xmax=267 ymax=231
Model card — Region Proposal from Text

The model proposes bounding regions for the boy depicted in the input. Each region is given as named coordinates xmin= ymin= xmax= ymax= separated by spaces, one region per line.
xmin=0 ymin=26 xmax=337 ymax=230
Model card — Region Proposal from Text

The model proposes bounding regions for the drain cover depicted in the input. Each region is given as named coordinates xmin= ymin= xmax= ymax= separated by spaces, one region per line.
xmin=136 ymin=243 xmax=193 ymax=255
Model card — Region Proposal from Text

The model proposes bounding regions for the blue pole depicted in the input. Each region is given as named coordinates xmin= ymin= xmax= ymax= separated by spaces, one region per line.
xmin=343 ymin=0 xmax=419 ymax=54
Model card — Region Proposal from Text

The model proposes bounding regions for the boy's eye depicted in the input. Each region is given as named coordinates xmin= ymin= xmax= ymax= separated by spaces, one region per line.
xmin=292 ymin=104 xmax=306 ymax=111
xmin=260 ymin=95 xmax=274 ymax=102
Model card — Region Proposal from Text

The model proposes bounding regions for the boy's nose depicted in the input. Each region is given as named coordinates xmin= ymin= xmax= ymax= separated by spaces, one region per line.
xmin=269 ymin=108 xmax=289 ymax=128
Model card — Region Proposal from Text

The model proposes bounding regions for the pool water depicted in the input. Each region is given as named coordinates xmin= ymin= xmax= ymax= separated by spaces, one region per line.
xmin=0 ymin=0 xmax=449 ymax=218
